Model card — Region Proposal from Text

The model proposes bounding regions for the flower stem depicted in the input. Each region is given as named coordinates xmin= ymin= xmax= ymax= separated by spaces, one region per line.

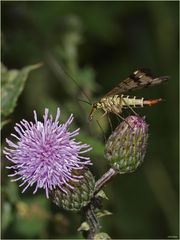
xmin=85 ymin=202 xmax=100 ymax=239
xmin=95 ymin=168 xmax=118 ymax=194
xmin=83 ymin=168 xmax=118 ymax=239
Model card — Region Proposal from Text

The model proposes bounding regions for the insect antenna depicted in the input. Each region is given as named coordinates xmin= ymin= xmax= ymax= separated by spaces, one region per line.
xmin=96 ymin=120 xmax=107 ymax=143
xmin=107 ymin=113 xmax=113 ymax=133
xmin=57 ymin=61 xmax=93 ymax=104
xmin=77 ymin=99 xmax=92 ymax=106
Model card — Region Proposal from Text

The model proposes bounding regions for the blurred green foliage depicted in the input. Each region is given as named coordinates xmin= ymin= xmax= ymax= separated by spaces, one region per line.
xmin=1 ymin=1 xmax=179 ymax=239
xmin=1 ymin=63 xmax=42 ymax=128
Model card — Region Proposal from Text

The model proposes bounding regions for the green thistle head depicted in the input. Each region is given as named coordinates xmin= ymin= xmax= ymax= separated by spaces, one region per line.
xmin=50 ymin=169 xmax=95 ymax=211
xmin=105 ymin=115 xmax=149 ymax=173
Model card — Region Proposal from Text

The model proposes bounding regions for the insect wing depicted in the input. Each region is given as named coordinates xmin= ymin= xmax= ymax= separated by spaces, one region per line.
xmin=104 ymin=69 xmax=169 ymax=97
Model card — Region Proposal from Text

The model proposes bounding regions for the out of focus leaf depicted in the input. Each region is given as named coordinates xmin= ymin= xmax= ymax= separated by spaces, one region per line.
xmin=1 ymin=63 xmax=42 ymax=118
xmin=14 ymin=196 xmax=49 ymax=237
xmin=6 ymin=181 xmax=19 ymax=204
xmin=1 ymin=62 xmax=7 ymax=73
xmin=78 ymin=66 xmax=99 ymax=94
xmin=1 ymin=202 xmax=13 ymax=232
xmin=15 ymin=215 xmax=46 ymax=237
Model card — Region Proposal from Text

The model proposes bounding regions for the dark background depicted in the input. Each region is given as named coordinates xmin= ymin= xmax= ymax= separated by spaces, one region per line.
xmin=1 ymin=1 xmax=179 ymax=239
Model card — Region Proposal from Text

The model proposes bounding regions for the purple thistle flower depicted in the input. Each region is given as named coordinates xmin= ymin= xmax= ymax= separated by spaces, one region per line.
xmin=3 ymin=108 xmax=92 ymax=198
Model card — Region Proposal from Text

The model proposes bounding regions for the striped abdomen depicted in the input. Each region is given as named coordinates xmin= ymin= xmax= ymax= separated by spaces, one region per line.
xmin=98 ymin=95 xmax=144 ymax=113
xmin=89 ymin=94 xmax=162 ymax=120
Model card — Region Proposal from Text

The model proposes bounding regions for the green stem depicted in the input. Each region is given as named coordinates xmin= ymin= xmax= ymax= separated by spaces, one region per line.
xmin=85 ymin=202 xmax=100 ymax=239
xmin=83 ymin=168 xmax=118 ymax=239
xmin=95 ymin=168 xmax=118 ymax=194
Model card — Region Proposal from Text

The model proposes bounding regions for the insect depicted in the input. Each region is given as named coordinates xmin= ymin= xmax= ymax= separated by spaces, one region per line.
xmin=88 ymin=69 xmax=169 ymax=121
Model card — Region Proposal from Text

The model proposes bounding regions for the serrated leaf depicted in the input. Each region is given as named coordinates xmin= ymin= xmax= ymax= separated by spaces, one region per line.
xmin=96 ymin=209 xmax=112 ymax=218
xmin=77 ymin=221 xmax=90 ymax=232
xmin=95 ymin=190 xmax=109 ymax=200
xmin=1 ymin=63 xmax=42 ymax=117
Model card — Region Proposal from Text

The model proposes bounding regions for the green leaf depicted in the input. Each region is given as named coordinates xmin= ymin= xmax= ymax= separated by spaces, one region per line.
xmin=14 ymin=196 xmax=49 ymax=238
xmin=94 ymin=232 xmax=112 ymax=240
xmin=78 ymin=66 xmax=99 ymax=93
xmin=1 ymin=63 xmax=42 ymax=118
xmin=96 ymin=209 xmax=112 ymax=218
xmin=77 ymin=221 xmax=90 ymax=232
xmin=1 ymin=201 xmax=13 ymax=232
xmin=5 ymin=181 xmax=19 ymax=204
xmin=95 ymin=190 xmax=109 ymax=200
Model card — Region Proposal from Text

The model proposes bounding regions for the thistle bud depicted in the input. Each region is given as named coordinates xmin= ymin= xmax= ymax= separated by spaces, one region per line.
xmin=105 ymin=116 xmax=148 ymax=173
xmin=50 ymin=169 xmax=95 ymax=211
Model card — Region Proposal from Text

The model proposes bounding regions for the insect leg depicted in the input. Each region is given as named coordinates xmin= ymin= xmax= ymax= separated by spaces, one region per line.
xmin=107 ymin=113 xmax=113 ymax=133
xmin=115 ymin=115 xmax=121 ymax=127
xmin=116 ymin=113 xmax=134 ymax=130
xmin=115 ymin=113 xmax=126 ymax=122
xmin=99 ymin=111 xmax=108 ymax=119
xmin=96 ymin=119 xmax=107 ymax=143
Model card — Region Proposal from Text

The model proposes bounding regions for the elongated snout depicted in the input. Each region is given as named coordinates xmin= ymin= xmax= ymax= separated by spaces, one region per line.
xmin=88 ymin=105 xmax=97 ymax=121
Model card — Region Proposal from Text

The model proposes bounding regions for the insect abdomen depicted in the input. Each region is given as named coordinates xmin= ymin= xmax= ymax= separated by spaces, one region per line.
xmin=121 ymin=95 xmax=162 ymax=108
xmin=99 ymin=94 xmax=144 ymax=113
xmin=92 ymin=94 xmax=162 ymax=120
xmin=121 ymin=95 xmax=144 ymax=108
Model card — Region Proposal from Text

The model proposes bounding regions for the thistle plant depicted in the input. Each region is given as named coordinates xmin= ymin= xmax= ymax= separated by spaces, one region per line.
xmin=3 ymin=108 xmax=93 ymax=199
xmin=105 ymin=115 xmax=149 ymax=173
xmin=4 ymin=109 xmax=149 ymax=239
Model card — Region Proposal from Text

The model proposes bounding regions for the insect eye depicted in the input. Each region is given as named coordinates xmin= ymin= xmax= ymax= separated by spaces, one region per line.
xmin=93 ymin=104 xmax=97 ymax=109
